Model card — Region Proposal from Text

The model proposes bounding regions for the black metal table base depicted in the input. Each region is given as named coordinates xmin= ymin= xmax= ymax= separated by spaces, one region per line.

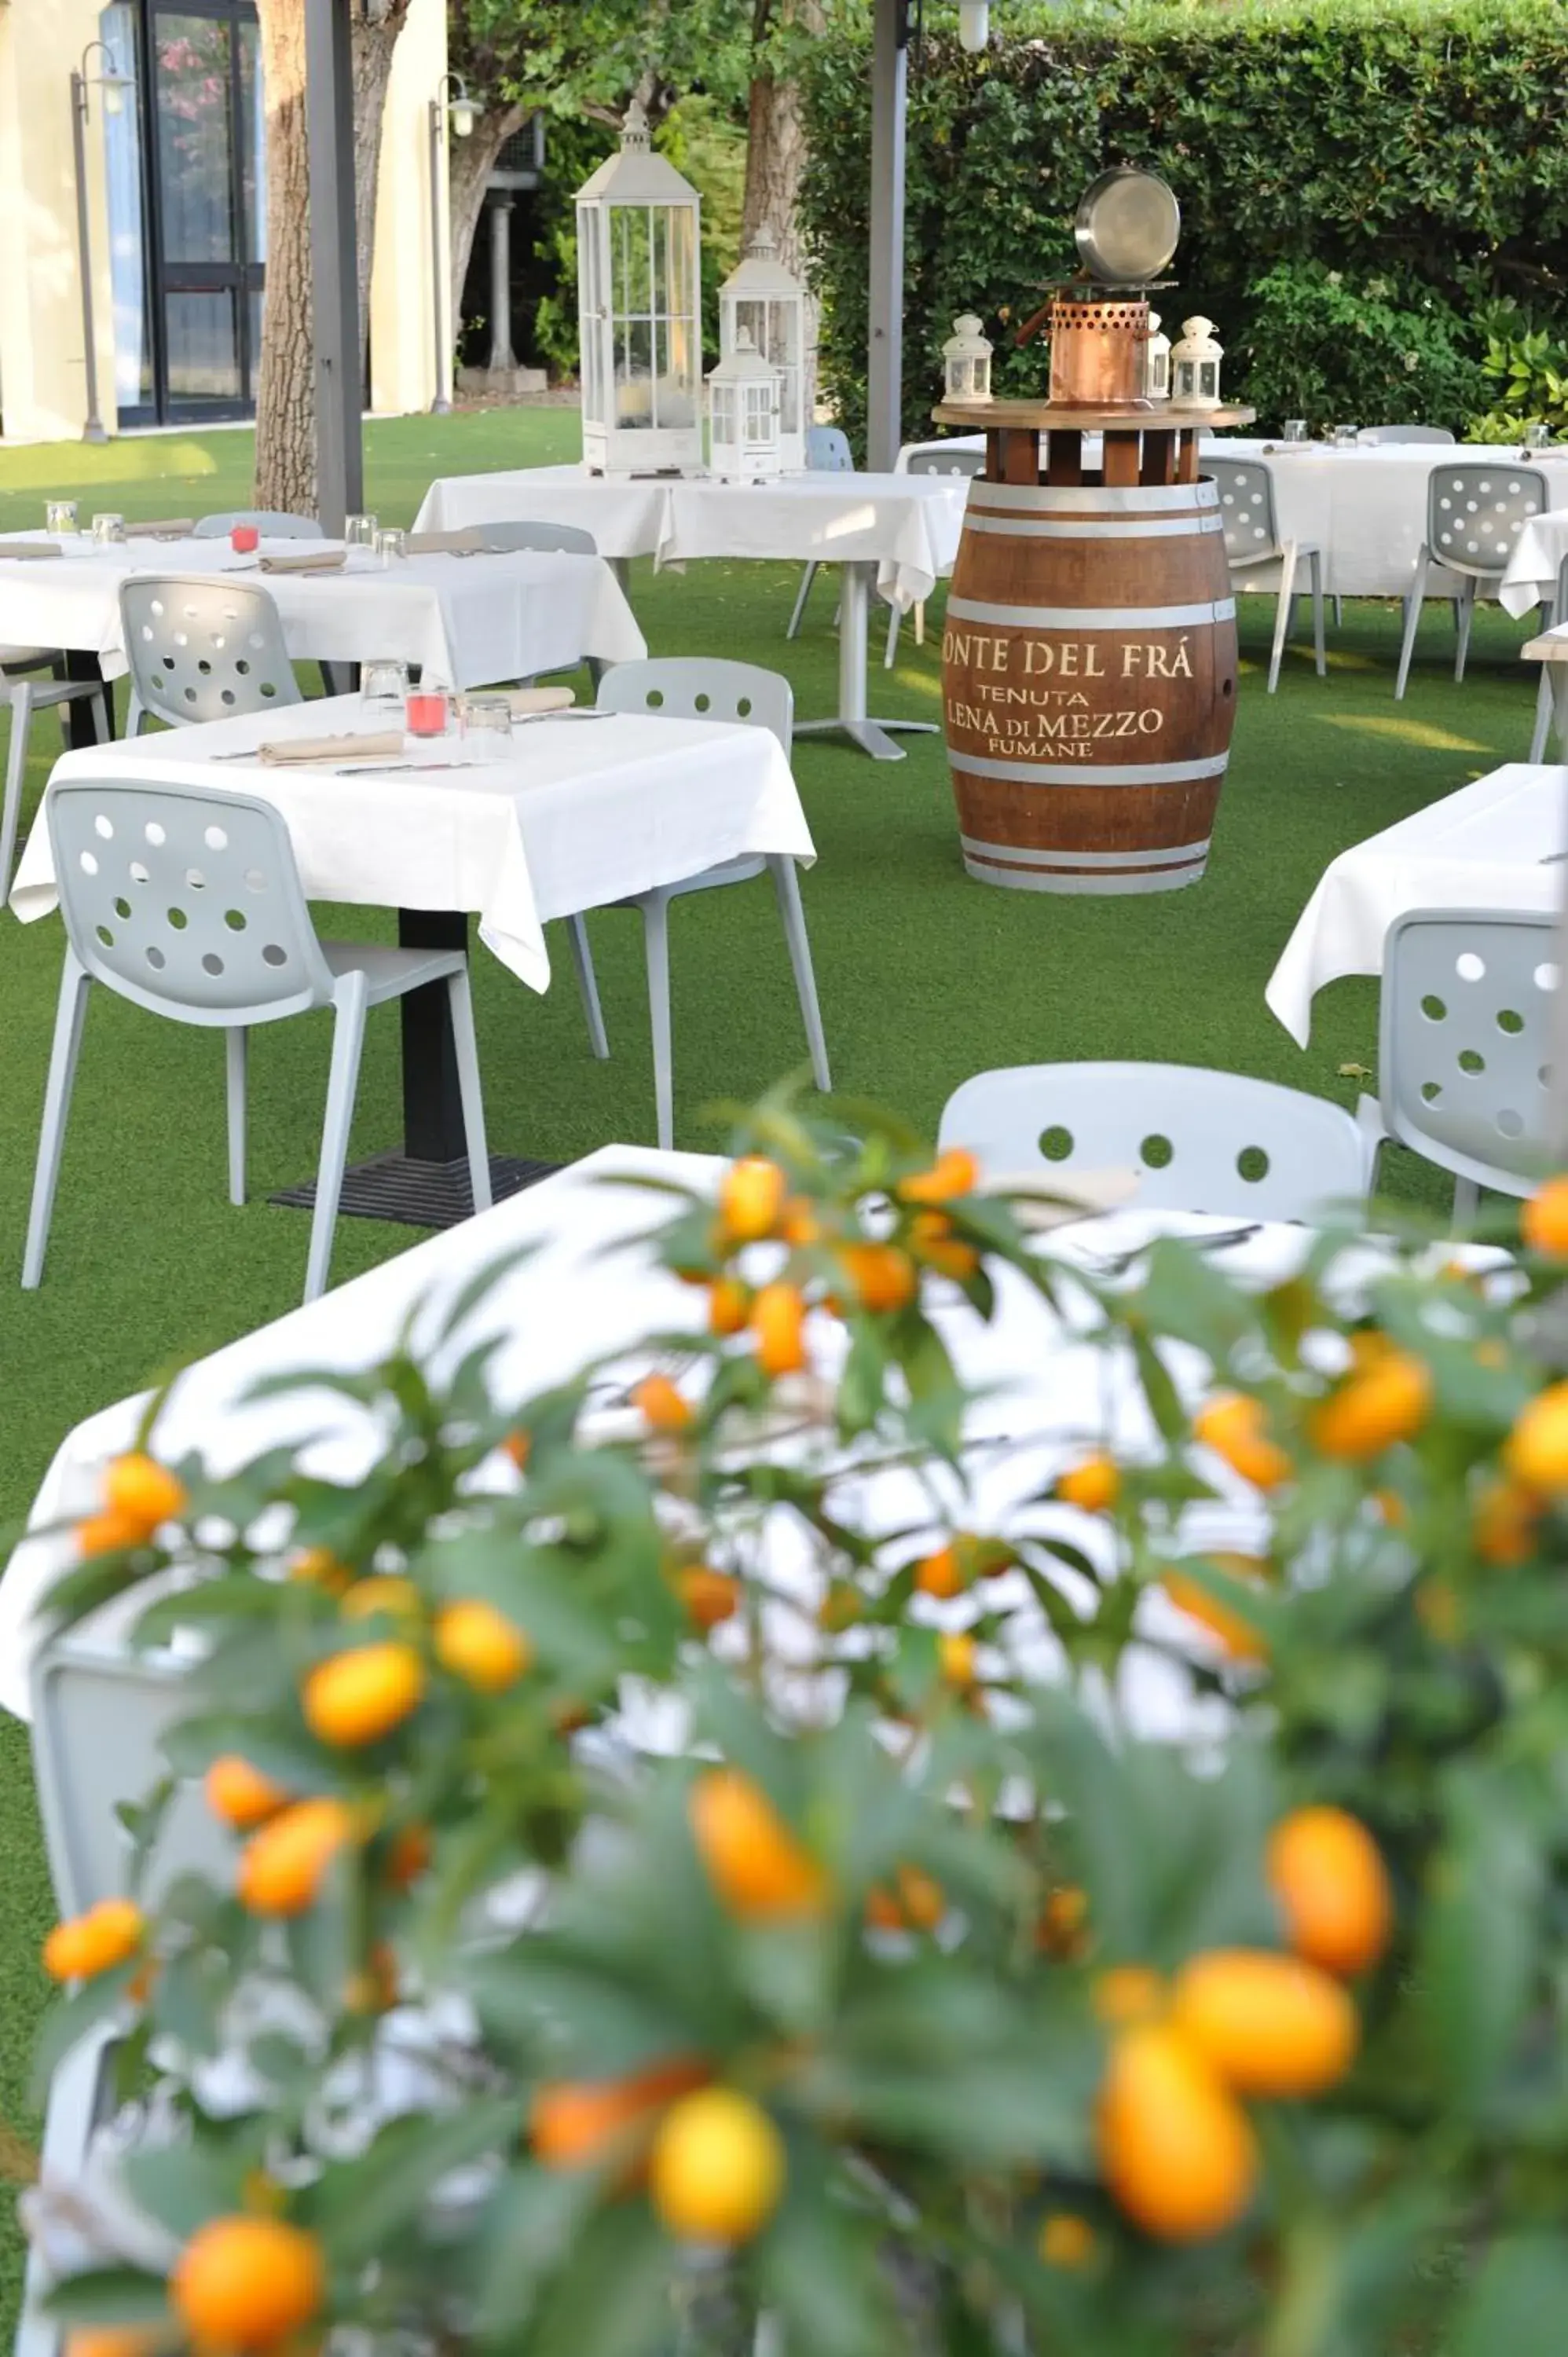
xmin=271 ymin=1149 xmax=559 ymax=1233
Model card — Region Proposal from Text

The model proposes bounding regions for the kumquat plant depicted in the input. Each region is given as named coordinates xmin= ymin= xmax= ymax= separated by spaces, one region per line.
xmin=23 ymin=1090 xmax=1568 ymax=2357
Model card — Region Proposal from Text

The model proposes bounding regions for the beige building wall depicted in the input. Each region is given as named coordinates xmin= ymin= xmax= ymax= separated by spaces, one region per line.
xmin=0 ymin=0 xmax=120 ymax=443
xmin=368 ymin=0 xmax=446 ymax=416
xmin=0 ymin=0 xmax=446 ymax=444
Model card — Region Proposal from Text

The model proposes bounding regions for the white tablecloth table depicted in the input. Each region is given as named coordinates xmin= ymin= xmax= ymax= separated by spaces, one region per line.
xmin=9 ymin=694 xmax=813 ymax=995
xmin=0 ymin=536 xmax=644 ymax=689
xmin=413 ymin=466 xmax=969 ymax=761
xmin=1500 ymin=508 xmax=1568 ymax=619
xmin=0 ymin=1141 xmax=1321 ymax=1734
xmin=1266 ymin=761 xmax=1567 ymax=1046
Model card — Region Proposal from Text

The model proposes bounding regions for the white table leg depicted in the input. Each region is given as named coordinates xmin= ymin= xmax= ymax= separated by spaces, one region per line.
xmin=793 ymin=563 xmax=940 ymax=762
xmin=1552 ymin=662 xmax=1568 ymax=758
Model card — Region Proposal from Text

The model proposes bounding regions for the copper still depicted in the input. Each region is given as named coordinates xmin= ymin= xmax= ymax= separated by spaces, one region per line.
xmin=1046 ymin=293 xmax=1152 ymax=409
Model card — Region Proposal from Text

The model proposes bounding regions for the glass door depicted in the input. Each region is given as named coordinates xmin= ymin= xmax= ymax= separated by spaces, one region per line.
xmin=134 ymin=0 xmax=265 ymax=421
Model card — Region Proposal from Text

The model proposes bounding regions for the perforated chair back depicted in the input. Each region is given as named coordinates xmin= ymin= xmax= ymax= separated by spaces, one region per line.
xmin=119 ymin=574 xmax=302 ymax=728
xmin=468 ymin=519 xmax=599 ymax=555
xmin=1357 ymin=426 xmax=1456 ymax=445
xmin=192 ymin=511 xmax=324 ymax=539
xmin=31 ymin=1604 xmax=229 ymax=1919
xmin=806 ymin=425 xmax=855 ymax=472
xmin=1378 ymin=907 xmax=1559 ymax=1197
xmin=48 ymin=778 xmax=335 ymax=1026
xmin=937 ymin=1061 xmax=1376 ymax=1222
xmin=1426 ymin=465 xmax=1548 ymax=579
xmin=907 ymin=446 xmax=984 ymax=478
xmin=595 ymin=657 xmax=793 ymax=753
xmin=1206 ymin=459 xmax=1283 ymax=567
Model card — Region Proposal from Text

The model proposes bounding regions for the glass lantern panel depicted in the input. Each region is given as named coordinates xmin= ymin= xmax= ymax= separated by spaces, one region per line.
xmin=614 ymin=316 xmax=654 ymax=430
xmin=743 ymin=382 xmax=774 ymax=442
xmin=614 ymin=206 xmax=653 ymax=316
xmin=665 ymin=206 xmax=698 ymax=321
xmin=661 ymin=314 xmax=697 ymax=427
xmin=712 ymin=384 xmax=736 ymax=450
xmin=1199 ymin=359 xmax=1219 ymax=398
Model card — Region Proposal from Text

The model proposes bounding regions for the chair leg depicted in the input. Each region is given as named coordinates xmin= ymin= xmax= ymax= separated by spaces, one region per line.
xmin=768 ymin=857 xmax=832 ymax=1094
xmin=1267 ymin=542 xmax=1299 ymax=695
xmin=1309 ymin=549 xmax=1326 ymax=678
xmin=641 ymin=893 xmax=675 ymax=1153
xmin=786 ymin=560 xmax=817 ymax=641
xmin=16 ymin=2021 xmax=121 ymax=2357
xmin=445 ymin=962 xmax=493 ymax=1215
xmin=126 ymin=690 xmax=145 ymax=738
xmin=914 ymin=599 xmax=925 ymax=647
xmin=1394 ymin=549 xmax=1430 ymax=700
xmin=305 ymin=974 xmax=369 ymax=1304
xmin=99 ymin=680 xmax=116 ymax=742
xmin=1332 ymin=596 xmax=1343 ymax=629
xmin=21 ymin=951 xmax=91 ymax=1289
xmin=225 ymin=1028 xmax=247 ymax=1206
xmin=1 ymin=680 xmax=32 ymax=908
xmin=1452 ymin=1174 xmax=1480 ymax=1230
xmin=1530 ymin=665 xmax=1554 ymax=764
xmin=884 ymin=600 xmax=901 ymax=669
xmin=566 ymin=913 xmax=610 ymax=1059
xmin=1454 ymin=577 xmax=1478 ymax=684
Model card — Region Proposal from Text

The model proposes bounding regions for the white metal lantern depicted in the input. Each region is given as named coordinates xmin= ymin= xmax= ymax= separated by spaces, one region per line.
xmin=708 ymin=329 xmax=782 ymax=480
xmin=1171 ymin=314 xmax=1223 ymax=410
xmin=719 ymin=229 xmax=806 ymax=472
xmin=574 ymin=99 xmax=703 ymax=475
xmin=1145 ymin=308 xmax=1171 ymax=401
xmin=943 ymin=312 xmax=993 ymax=403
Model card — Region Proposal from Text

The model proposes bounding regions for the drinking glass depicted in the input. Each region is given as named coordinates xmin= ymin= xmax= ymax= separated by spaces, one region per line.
xmin=375 ymin=528 xmax=408 ymax=566
xmin=345 ymin=512 xmax=379 ymax=551
xmin=363 ymin=658 xmax=411 ymax=709
xmin=1282 ymin=419 xmax=1308 ymax=444
xmin=1526 ymin=423 xmax=1552 ymax=451
xmin=405 ymin=688 xmax=450 ymax=739
xmin=460 ymin=695 xmax=514 ymax=762
xmin=229 ymin=522 xmax=260 ymax=554
xmin=90 ymin=513 xmax=126 ymax=544
xmin=46 ymin=500 xmax=79 ymax=535
xmin=1332 ymin=424 xmax=1359 ymax=448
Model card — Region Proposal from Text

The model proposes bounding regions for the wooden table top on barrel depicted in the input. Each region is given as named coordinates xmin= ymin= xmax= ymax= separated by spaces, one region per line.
xmin=933 ymin=399 xmax=1258 ymax=489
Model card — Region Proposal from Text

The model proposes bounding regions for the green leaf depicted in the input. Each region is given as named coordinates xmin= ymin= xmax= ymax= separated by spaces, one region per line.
xmin=1454 ymin=2234 xmax=1568 ymax=2357
xmin=119 ymin=2138 xmax=249 ymax=2240
xmin=473 ymin=2164 xmax=604 ymax=2340
xmin=310 ymin=2099 xmax=517 ymax=2264
xmin=529 ymin=2198 xmax=676 ymax=2357
xmin=42 ymin=2269 xmax=172 ymax=2326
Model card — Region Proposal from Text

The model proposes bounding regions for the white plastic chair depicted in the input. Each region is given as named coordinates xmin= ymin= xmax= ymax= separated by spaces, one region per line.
xmin=1394 ymin=464 xmax=1548 ymax=699
xmin=192 ymin=511 xmax=324 ymax=539
xmin=1207 ymin=457 xmax=1326 ymax=695
xmin=937 ymin=1062 xmax=1380 ymax=1223
xmin=119 ymin=574 xmax=302 ymax=738
xmin=2 ymin=656 xmax=108 ymax=910
xmin=1377 ymin=905 xmax=1559 ymax=1221
xmin=786 ymin=424 xmax=855 ymax=640
xmin=563 ymin=659 xmax=831 ymax=1151
xmin=1356 ymin=427 xmax=1456 ymax=445
xmin=18 ymin=1607 xmax=229 ymax=2357
xmin=885 ymin=445 xmax=984 ymax=669
xmin=23 ymin=779 xmax=491 ymax=1303
xmin=465 ymin=519 xmax=599 ymax=555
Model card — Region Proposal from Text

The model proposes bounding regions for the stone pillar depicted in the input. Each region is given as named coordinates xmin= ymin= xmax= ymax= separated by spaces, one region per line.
xmin=487 ymin=196 xmax=515 ymax=375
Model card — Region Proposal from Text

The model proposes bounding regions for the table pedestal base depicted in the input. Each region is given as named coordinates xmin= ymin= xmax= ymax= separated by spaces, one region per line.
xmin=795 ymin=562 xmax=941 ymax=763
xmin=270 ymin=1149 xmax=557 ymax=1232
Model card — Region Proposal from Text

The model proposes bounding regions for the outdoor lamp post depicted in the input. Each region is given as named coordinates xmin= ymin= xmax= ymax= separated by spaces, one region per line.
xmin=719 ymin=230 xmax=806 ymax=472
xmin=70 ymin=40 xmax=135 ymax=445
xmin=574 ymin=98 xmax=703 ymax=475
xmin=428 ymin=73 xmax=474 ymax=416
xmin=1171 ymin=315 xmax=1223 ymax=409
xmin=943 ymin=313 xmax=993 ymax=402
xmin=708 ymin=328 xmax=782 ymax=480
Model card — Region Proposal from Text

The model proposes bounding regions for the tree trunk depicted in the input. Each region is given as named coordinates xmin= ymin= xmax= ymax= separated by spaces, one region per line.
xmin=253 ymin=0 xmax=313 ymax=513
xmin=449 ymin=102 xmax=524 ymax=343
xmin=742 ymin=0 xmax=824 ymax=278
xmin=252 ymin=0 xmax=411 ymax=515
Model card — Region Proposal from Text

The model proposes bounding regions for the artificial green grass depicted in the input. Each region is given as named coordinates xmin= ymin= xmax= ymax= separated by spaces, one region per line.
xmin=0 ymin=406 xmax=1550 ymax=2328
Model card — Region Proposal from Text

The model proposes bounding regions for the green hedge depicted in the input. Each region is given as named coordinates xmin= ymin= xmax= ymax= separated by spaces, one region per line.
xmin=798 ymin=0 xmax=1568 ymax=451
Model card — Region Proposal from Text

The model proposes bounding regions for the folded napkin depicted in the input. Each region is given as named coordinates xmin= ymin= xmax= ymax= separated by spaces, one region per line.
xmin=0 ymin=541 xmax=64 ymax=561
xmin=405 ymin=528 xmax=483 ymax=556
xmin=126 ymin=519 xmax=196 ymax=539
xmin=506 ymin=685 xmax=576 ymax=716
xmin=256 ymin=730 xmax=405 ymax=767
xmin=258 ymin=550 xmax=347 ymax=575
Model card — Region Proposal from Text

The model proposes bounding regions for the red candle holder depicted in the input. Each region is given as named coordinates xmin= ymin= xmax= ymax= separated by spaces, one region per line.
xmin=230 ymin=523 xmax=260 ymax=554
xmin=405 ymin=691 xmax=449 ymax=739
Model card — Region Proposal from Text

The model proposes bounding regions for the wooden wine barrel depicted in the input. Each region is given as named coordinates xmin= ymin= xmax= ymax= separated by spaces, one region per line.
xmin=941 ymin=474 xmax=1238 ymax=893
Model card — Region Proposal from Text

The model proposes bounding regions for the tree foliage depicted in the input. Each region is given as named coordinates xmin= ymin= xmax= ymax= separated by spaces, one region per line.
xmin=799 ymin=0 xmax=1568 ymax=449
